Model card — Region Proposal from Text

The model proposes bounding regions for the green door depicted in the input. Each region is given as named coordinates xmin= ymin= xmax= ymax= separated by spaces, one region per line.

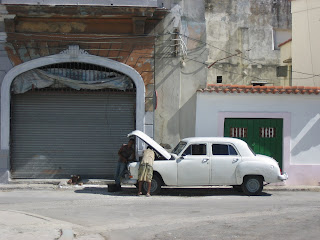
xmin=224 ymin=118 xmax=283 ymax=168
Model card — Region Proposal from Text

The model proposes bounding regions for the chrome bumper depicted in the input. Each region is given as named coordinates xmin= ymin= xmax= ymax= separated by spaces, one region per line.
xmin=278 ymin=172 xmax=288 ymax=181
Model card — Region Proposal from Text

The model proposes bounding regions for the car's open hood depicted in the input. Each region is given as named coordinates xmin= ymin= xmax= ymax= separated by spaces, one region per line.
xmin=128 ymin=130 xmax=171 ymax=160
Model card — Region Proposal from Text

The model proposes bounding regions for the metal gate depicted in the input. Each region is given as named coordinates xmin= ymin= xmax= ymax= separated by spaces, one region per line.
xmin=224 ymin=118 xmax=283 ymax=168
xmin=10 ymin=90 xmax=135 ymax=179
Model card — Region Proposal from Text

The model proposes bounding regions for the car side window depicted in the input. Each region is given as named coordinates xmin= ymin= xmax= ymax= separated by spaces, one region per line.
xmin=183 ymin=144 xmax=207 ymax=156
xmin=229 ymin=145 xmax=238 ymax=155
xmin=212 ymin=144 xmax=238 ymax=156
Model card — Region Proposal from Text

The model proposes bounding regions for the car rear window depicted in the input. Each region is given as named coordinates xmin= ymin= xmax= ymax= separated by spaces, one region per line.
xmin=212 ymin=144 xmax=238 ymax=156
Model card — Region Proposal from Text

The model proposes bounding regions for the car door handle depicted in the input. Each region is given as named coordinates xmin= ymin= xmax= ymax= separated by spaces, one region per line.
xmin=232 ymin=158 xmax=239 ymax=163
xmin=202 ymin=158 xmax=209 ymax=163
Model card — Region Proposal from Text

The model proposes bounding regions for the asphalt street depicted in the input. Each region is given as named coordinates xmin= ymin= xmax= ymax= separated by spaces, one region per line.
xmin=0 ymin=186 xmax=320 ymax=240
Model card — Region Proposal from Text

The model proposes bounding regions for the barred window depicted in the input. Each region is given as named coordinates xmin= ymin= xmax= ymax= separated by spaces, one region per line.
xmin=230 ymin=128 xmax=247 ymax=138
xmin=260 ymin=128 xmax=276 ymax=138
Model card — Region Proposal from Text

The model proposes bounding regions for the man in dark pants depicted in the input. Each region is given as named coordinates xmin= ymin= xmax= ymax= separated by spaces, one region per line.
xmin=114 ymin=138 xmax=135 ymax=191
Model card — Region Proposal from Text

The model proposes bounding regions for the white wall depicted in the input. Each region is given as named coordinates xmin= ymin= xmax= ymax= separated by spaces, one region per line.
xmin=196 ymin=92 xmax=320 ymax=185
xmin=292 ymin=0 xmax=320 ymax=86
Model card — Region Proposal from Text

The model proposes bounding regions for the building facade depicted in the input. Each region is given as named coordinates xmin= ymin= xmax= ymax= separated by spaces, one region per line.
xmin=0 ymin=0 xmax=162 ymax=181
xmin=196 ymin=84 xmax=320 ymax=186
xmin=291 ymin=0 xmax=320 ymax=86
xmin=205 ymin=0 xmax=292 ymax=86
xmin=0 ymin=0 xmax=208 ymax=183
xmin=2 ymin=0 xmax=316 ymax=186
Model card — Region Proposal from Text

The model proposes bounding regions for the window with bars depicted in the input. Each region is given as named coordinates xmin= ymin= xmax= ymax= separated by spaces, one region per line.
xmin=230 ymin=128 xmax=247 ymax=138
xmin=260 ymin=127 xmax=276 ymax=138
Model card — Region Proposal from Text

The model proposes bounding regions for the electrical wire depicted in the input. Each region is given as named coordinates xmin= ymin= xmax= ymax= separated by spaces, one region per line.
xmin=179 ymin=33 xmax=320 ymax=79
xmin=0 ymin=22 xmax=317 ymax=77
xmin=0 ymin=31 xmax=319 ymax=81
xmin=185 ymin=56 xmax=266 ymax=81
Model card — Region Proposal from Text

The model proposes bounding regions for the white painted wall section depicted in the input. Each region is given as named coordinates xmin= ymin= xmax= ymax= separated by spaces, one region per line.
xmin=196 ymin=92 xmax=320 ymax=185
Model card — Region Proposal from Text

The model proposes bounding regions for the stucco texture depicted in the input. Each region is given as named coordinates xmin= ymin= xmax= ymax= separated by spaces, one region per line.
xmin=205 ymin=0 xmax=291 ymax=86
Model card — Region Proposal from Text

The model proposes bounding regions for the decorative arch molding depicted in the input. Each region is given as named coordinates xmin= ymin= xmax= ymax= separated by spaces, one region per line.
xmin=1 ymin=45 xmax=146 ymax=151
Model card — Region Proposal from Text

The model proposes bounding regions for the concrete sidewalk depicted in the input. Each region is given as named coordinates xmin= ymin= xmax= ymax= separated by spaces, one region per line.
xmin=0 ymin=210 xmax=105 ymax=240
xmin=0 ymin=210 xmax=75 ymax=240
xmin=0 ymin=181 xmax=319 ymax=240
xmin=0 ymin=180 xmax=320 ymax=192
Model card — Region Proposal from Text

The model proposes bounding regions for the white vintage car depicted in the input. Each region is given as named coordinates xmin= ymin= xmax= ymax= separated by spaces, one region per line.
xmin=122 ymin=130 xmax=288 ymax=196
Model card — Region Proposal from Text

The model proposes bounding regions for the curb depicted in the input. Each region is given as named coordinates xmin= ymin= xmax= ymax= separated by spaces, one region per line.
xmin=1 ymin=183 xmax=320 ymax=192
xmin=264 ymin=186 xmax=320 ymax=192
xmin=59 ymin=229 xmax=74 ymax=240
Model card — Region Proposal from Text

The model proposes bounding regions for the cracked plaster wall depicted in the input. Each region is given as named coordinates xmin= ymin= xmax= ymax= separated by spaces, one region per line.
xmin=206 ymin=0 xmax=291 ymax=86
xmin=154 ymin=0 xmax=207 ymax=149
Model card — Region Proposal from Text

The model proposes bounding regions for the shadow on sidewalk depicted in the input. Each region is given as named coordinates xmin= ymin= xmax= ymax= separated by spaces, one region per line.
xmin=74 ymin=186 xmax=272 ymax=197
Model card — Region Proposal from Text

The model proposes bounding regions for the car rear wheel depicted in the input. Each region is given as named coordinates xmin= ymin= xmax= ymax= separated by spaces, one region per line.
xmin=241 ymin=176 xmax=263 ymax=196
xmin=142 ymin=174 xmax=162 ymax=195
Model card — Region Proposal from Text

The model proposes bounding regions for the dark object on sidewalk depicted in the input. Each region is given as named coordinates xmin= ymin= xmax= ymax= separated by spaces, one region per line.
xmin=108 ymin=184 xmax=121 ymax=192
xmin=67 ymin=175 xmax=83 ymax=185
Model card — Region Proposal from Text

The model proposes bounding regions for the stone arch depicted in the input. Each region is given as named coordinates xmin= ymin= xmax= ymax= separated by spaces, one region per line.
xmin=1 ymin=46 xmax=145 ymax=152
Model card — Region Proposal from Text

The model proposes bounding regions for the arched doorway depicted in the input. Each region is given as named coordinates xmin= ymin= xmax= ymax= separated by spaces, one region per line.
xmin=1 ymin=46 xmax=145 ymax=179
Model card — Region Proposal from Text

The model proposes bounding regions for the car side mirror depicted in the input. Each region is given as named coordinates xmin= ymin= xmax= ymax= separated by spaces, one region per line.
xmin=176 ymin=156 xmax=183 ymax=163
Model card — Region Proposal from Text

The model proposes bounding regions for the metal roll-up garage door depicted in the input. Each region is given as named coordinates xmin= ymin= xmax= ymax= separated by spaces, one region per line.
xmin=10 ymin=90 xmax=135 ymax=179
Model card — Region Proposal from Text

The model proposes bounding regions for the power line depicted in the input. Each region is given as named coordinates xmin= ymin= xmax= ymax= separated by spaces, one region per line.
xmin=180 ymin=33 xmax=320 ymax=79
xmin=1 ymin=31 xmax=318 ymax=77
xmin=0 ymin=31 xmax=319 ymax=81
xmin=2 ymin=32 xmax=172 ymax=40
xmin=185 ymin=56 xmax=317 ymax=82
xmin=185 ymin=56 xmax=264 ymax=81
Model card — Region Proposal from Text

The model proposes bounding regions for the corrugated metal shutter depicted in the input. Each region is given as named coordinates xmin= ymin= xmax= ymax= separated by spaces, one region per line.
xmin=10 ymin=91 xmax=135 ymax=179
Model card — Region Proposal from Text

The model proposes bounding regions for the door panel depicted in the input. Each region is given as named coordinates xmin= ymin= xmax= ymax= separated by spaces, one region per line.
xmin=210 ymin=144 xmax=240 ymax=185
xmin=210 ymin=156 xmax=240 ymax=185
xmin=177 ymin=144 xmax=210 ymax=186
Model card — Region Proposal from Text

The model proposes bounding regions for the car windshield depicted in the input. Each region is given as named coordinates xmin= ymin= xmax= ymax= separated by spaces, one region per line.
xmin=171 ymin=141 xmax=187 ymax=155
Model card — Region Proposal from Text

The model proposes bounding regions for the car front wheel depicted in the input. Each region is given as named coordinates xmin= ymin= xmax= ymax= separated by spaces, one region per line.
xmin=142 ymin=174 xmax=162 ymax=195
xmin=241 ymin=176 xmax=263 ymax=196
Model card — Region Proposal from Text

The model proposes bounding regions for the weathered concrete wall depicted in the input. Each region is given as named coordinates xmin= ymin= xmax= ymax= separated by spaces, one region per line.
xmin=0 ymin=3 xmax=165 ymax=183
xmin=1 ymin=1 xmax=206 ymax=179
xmin=0 ymin=4 xmax=13 ymax=183
xmin=2 ymin=0 xmax=158 ymax=7
xmin=3 ymin=5 xmax=161 ymax=116
xmin=279 ymin=39 xmax=292 ymax=86
xmin=154 ymin=0 xmax=207 ymax=149
xmin=206 ymin=0 xmax=291 ymax=86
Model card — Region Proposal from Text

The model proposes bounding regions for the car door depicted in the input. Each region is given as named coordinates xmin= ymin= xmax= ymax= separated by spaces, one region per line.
xmin=177 ymin=143 xmax=210 ymax=186
xmin=210 ymin=143 xmax=241 ymax=185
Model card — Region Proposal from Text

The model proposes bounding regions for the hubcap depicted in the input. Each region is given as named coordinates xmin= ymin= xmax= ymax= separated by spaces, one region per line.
xmin=246 ymin=178 xmax=260 ymax=193
xmin=143 ymin=179 xmax=158 ymax=193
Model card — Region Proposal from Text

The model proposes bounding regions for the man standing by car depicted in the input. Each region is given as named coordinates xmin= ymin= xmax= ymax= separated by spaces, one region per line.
xmin=114 ymin=138 xmax=135 ymax=191
xmin=137 ymin=146 xmax=155 ymax=197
